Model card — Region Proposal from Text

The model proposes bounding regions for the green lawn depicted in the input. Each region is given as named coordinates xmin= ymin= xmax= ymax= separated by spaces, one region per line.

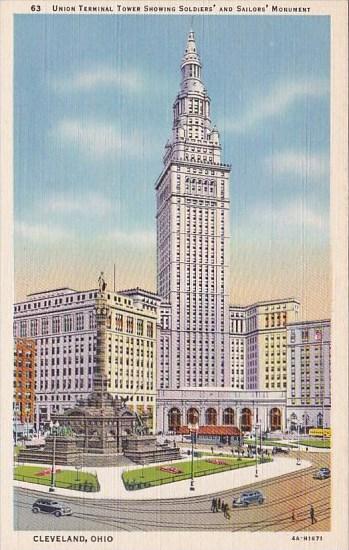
xmin=244 ymin=439 xmax=295 ymax=448
xmin=195 ymin=451 xmax=239 ymax=458
xmin=298 ymin=438 xmax=331 ymax=449
xmin=122 ymin=456 xmax=270 ymax=490
xmin=14 ymin=465 xmax=99 ymax=492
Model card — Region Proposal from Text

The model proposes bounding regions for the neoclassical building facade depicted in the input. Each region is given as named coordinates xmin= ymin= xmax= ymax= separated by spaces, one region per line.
xmin=158 ymin=388 xmax=286 ymax=434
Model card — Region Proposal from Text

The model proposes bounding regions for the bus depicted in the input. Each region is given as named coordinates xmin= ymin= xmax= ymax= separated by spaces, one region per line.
xmin=308 ymin=428 xmax=331 ymax=438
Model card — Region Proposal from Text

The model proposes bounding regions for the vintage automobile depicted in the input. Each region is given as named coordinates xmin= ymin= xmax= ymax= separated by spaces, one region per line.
xmin=272 ymin=446 xmax=290 ymax=455
xmin=313 ymin=467 xmax=331 ymax=480
xmin=232 ymin=490 xmax=265 ymax=507
xmin=32 ymin=499 xmax=72 ymax=517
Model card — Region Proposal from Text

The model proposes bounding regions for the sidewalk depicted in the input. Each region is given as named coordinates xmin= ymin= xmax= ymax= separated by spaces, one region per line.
xmin=14 ymin=455 xmax=312 ymax=501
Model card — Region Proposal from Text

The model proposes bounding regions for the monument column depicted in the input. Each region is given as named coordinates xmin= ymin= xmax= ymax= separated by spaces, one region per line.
xmin=94 ymin=274 xmax=109 ymax=396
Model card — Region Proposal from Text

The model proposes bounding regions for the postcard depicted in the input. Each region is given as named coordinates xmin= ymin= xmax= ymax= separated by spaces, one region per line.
xmin=0 ymin=1 xmax=348 ymax=549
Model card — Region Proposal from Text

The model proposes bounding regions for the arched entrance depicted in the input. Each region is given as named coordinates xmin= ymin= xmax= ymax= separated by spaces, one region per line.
xmin=223 ymin=408 xmax=234 ymax=425
xmin=317 ymin=413 xmax=323 ymax=428
xmin=187 ymin=408 xmax=199 ymax=425
xmin=205 ymin=408 xmax=217 ymax=425
xmin=168 ymin=408 xmax=181 ymax=432
xmin=270 ymin=408 xmax=282 ymax=431
xmin=241 ymin=408 xmax=252 ymax=432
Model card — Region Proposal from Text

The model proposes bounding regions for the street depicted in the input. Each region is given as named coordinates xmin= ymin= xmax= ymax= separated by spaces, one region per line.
xmin=14 ymin=451 xmax=330 ymax=532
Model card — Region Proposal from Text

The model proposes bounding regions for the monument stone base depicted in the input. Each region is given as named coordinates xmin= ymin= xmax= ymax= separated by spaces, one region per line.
xmin=122 ymin=435 xmax=181 ymax=464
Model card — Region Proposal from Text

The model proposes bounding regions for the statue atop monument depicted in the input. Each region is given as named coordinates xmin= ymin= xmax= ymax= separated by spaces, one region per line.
xmin=98 ymin=272 xmax=107 ymax=292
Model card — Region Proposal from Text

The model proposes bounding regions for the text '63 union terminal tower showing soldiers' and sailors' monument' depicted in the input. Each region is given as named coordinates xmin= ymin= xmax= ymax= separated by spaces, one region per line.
xmin=155 ymin=31 xmax=330 ymax=435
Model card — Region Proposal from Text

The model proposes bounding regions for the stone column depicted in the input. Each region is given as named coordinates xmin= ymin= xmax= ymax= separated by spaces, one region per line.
xmin=94 ymin=294 xmax=109 ymax=395
xmin=163 ymin=406 xmax=168 ymax=433
xmin=199 ymin=406 xmax=205 ymax=426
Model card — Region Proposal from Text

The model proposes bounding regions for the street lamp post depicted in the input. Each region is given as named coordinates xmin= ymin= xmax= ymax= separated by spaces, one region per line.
xmin=255 ymin=424 xmax=260 ymax=478
xmin=14 ymin=405 xmax=20 ymax=445
xmin=49 ymin=420 xmax=59 ymax=492
xmin=75 ymin=464 xmax=82 ymax=484
xmin=188 ymin=422 xmax=198 ymax=491
xmin=296 ymin=423 xmax=301 ymax=466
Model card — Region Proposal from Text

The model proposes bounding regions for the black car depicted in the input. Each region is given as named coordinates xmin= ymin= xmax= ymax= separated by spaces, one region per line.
xmin=272 ymin=446 xmax=290 ymax=455
xmin=313 ymin=467 xmax=331 ymax=480
xmin=32 ymin=499 xmax=72 ymax=517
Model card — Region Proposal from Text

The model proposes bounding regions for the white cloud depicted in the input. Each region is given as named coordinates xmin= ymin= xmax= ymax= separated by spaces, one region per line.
xmin=52 ymin=67 xmax=145 ymax=93
xmin=252 ymin=201 xmax=327 ymax=231
xmin=54 ymin=118 xmax=146 ymax=159
xmin=265 ymin=150 xmax=329 ymax=180
xmin=45 ymin=192 xmax=114 ymax=216
xmin=225 ymin=79 xmax=328 ymax=133
xmin=278 ymin=203 xmax=325 ymax=229
xmin=15 ymin=221 xmax=69 ymax=242
xmin=105 ymin=229 xmax=155 ymax=247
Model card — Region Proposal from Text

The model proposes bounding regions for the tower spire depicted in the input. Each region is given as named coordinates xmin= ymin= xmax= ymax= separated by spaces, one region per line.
xmin=182 ymin=30 xmax=201 ymax=69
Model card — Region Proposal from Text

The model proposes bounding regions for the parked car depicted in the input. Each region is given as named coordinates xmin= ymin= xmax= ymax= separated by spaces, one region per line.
xmin=272 ymin=446 xmax=290 ymax=455
xmin=313 ymin=467 xmax=331 ymax=480
xmin=232 ymin=490 xmax=265 ymax=507
xmin=32 ymin=499 xmax=72 ymax=517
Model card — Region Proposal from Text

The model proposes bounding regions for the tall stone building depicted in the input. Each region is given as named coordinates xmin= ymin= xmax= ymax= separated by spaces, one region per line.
xmin=156 ymin=32 xmax=291 ymax=433
xmin=286 ymin=320 xmax=331 ymax=430
xmin=156 ymin=31 xmax=231 ymax=392
xmin=14 ymin=338 xmax=36 ymax=432
xmin=13 ymin=286 xmax=158 ymax=432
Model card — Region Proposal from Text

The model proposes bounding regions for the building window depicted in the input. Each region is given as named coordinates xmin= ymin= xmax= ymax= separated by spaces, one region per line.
xmin=63 ymin=315 xmax=72 ymax=332
xmin=52 ymin=317 xmax=60 ymax=334
xmin=205 ymin=408 xmax=217 ymax=426
xmin=136 ymin=319 xmax=144 ymax=336
xmin=42 ymin=318 xmax=48 ymax=335
xmin=76 ymin=313 xmax=84 ymax=331
xmin=30 ymin=319 xmax=38 ymax=337
xmin=146 ymin=322 xmax=153 ymax=338
xmin=223 ymin=408 xmax=234 ymax=425
xmin=19 ymin=321 xmax=27 ymax=337
xmin=89 ymin=312 xmax=96 ymax=329
xmin=126 ymin=317 xmax=134 ymax=334
xmin=115 ymin=314 xmax=123 ymax=332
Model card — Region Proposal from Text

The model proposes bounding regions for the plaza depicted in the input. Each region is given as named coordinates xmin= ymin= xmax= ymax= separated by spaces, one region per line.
xmin=14 ymin=450 xmax=313 ymax=501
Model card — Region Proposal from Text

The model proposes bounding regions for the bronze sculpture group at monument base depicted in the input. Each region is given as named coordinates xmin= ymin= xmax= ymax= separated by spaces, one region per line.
xmin=17 ymin=389 xmax=181 ymax=467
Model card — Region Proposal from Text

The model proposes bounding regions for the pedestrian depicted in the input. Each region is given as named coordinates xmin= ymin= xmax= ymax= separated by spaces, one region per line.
xmin=217 ymin=497 xmax=221 ymax=511
xmin=310 ymin=505 xmax=316 ymax=524
xmin=211 ymin=446 xmax=214 ymax=455
xmin=225 ymin=503 xmax=230 ymax=519
xmin=292 ymin=509 xmax=296 ymax=521
xmin=221 ymin=499 xmax=225 ymax=513
xmin=211 ymin=497 xmax=216 ymax=512
xmin=306 ymin=447 xmax=309 ymax=452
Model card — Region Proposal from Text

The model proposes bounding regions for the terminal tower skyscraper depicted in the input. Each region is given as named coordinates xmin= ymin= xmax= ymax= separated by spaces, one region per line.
xmin=156 ymin=31 xmax=231 ymax=409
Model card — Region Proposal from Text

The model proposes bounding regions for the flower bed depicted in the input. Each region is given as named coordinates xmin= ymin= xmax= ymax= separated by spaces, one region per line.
xmin=36 ymin=468 xmax=62 ymax=476
xmin=205 ymin=459 xmax=228 ymax=466
xmin=159 ymin=466 xmax=183 ymax=474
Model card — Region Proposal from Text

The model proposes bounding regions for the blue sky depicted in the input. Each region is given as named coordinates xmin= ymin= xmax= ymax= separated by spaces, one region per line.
xmin=14 ymin=15 xmax=330 ymax=319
